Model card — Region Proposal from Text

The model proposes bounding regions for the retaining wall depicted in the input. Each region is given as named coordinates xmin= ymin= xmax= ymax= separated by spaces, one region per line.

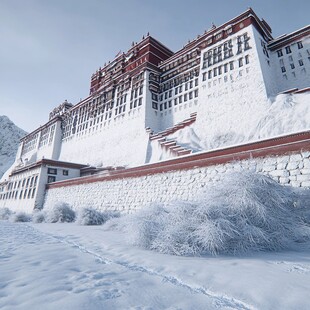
xmin=43 ymin=132 xmax=310 ymax=213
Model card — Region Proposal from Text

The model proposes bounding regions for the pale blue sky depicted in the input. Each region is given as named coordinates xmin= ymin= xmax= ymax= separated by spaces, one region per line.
xmin=0 ymin=0 xmax=309 ymax=132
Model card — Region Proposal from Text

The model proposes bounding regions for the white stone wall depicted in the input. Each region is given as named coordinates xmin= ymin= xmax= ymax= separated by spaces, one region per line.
xmin=43 ymin=151 xmax=310 ymax=213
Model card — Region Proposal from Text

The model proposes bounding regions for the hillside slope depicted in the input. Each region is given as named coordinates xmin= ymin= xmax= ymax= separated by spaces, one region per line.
xmin=0 ymin=116 xmax=27 ymax=179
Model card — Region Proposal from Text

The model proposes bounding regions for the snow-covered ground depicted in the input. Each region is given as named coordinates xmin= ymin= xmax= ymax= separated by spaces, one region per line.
xmin=163 ymin=93 xmax=310 ymax=155
xmin=1 ymin=220 xmax=310 ymax=310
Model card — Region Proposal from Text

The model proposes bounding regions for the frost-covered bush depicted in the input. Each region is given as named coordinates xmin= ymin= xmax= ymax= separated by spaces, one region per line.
xmin=10 ymin=212 xmax=32 ymax=223
xmin=76 ymin=207 xmax=120 ymax=225
xmin=32 ymin=210 xmax=47 ymax=223
xmin=292 ymin=188 xmax=310 ymax=225
xmin=45 ymin=203 xmax=76 ymax=223
xmin=0 ymin=207 xmax=12 ymax=220
xmin=112 ymin=171 xmax=310 ymax=256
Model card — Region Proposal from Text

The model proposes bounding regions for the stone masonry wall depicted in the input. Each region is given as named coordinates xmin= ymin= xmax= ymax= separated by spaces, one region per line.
xmin=43 ymin=150 xmax=310 ymax=213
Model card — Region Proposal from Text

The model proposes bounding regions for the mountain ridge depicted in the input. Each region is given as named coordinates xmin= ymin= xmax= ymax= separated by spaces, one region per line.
xmin=0 ymin=115 xmax=27 ymax=179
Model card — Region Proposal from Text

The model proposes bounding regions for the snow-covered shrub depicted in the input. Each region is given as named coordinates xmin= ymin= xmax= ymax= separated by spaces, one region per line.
xmin=10 ymin=212 xmax=32 ymax=223
xmin=112 ymin=171 xmax=310 ymax=256
xmin=32 ymin=210 xmax=46 ymax=223
xmin=45 ymin=203 xmax=76 ymax=223
xmin=0 ymin=207 xmax=12 ymax=220
xmin=76 ymin=207 xmax=120 ymax=225
xmin=292 ymin=188 xmax=310 ymax=225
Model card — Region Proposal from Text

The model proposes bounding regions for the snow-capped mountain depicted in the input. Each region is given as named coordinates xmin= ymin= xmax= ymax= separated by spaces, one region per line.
xmin=0 ymin=116 xmax=27 ymax=178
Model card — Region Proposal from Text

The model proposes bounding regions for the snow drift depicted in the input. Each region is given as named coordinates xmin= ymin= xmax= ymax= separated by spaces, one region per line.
xmin=108 ymin=171 xmax=310 ymax=256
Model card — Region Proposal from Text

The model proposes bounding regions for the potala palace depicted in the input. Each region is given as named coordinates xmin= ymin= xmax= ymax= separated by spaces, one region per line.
xmin=1 ymin=8 xmax=309 ymax=212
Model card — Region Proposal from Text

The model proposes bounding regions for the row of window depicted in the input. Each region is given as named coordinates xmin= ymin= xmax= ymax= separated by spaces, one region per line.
xmin=0 ymin=187 xmax=37 ymax=200
xmin=277 ymin=42 xmax=303 ymax=57
xmin=202 ymin=55 xmax=249 ymax=81
xmin=129 ymin=98 xmax=143 ymax=109
xmin=202 ymin=34 xmax=251 ymax=69
xmin=5 ymin=175 xmax=38 ymax=192
xmin=157 ymin=78 xmax=199 ymax=101
xmin=281 ymin=59 xmax=304 ymax=72
xmin=283 ymin=68 xmax=307 ymax=80
xmin=47 ymin=168 xmax=68 ymax=176
xmin=152 ymin=89 xmax=199 ymax=110
xmin=159 ymin=68 xmax=199 ymax=92
xmin=22 ymin=133 xmax=39 ymax=155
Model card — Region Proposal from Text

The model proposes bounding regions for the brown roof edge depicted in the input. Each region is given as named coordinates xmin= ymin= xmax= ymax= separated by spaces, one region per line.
xmin=10 ymin=159 xmax=88 ymax=177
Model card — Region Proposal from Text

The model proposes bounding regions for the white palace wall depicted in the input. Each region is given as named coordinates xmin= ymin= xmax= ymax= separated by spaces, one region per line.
xmin=269 ymin=33 xmax=310 ymax=94
xmin=59 ymin=111 xmax=150 ymax=168
xmin=194 ymin=25 xmax=270 ymax=149
xmin=43 ymin=149 xmax=310 ymax=214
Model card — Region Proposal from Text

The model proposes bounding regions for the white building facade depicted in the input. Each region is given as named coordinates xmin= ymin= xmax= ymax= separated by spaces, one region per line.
xmin=0 ymin=8 xmax=309 ymax=212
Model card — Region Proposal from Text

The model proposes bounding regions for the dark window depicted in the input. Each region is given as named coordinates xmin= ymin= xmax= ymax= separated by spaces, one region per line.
xmin=244 ymin=33 xmax=251 ymax=51
xmin=194 ymin=89 xmax=199 ymax=97
xmin=238 ymin=58 xmax=243 ymax=67
xmin=184 ymin=94 xmax=188 ymax=102
xmin=230 ymin=61 xmax=234 ymax=70
xmin=195 ymin=78 xmax=198 ymax=86
xmin=47 ymin=176 xmax=56 ymax=183
xmin=159 ymin=104 xmax=163 ymax=111
xmin=224 ymin=64 xmax=228 ymax=73
xmin=152 ymin=102 xmax=158 ymax=110
xmin=152 ymin=93 xmax=158 ymax=101
xmin=297 ymin=41 xmax=303 ymax=49
xmin=208 ymin=70 xmax=212 ymax=79
xmin=168 ymin=100 xmax=172 ymax=108
xmin=290 ymin=63 xmax=295 ymax=69
xmin=281 ymin=66 xmax=286 ymax=73
xmin=237 ymin=36 xmax=242 ymax=54
xmin=63 ymin=170 xmax=69 ymax=176
xmin=202 ymin=72 xmax=207 ymax=81
xmin=189 ymin=92 xmax=193 ymax=100
xmin=218 ymin=66 xmax=222 ymax=75
xmin=213 ymin=68 xmax=217 ymax=77
xmin=245 ymin=55 xmax=249 ymax=64
xmin=285 ymin=46 xmax=292 ymax=54
xmin=138 ymin=98 xmax=142 ymax=106
xmin=299 ymin=59 xmax=304 ymax=66
xmin=48 ymin=168 xmax=57 ymax=175
xmin=31 ymin=188 xmax=36 ymax=199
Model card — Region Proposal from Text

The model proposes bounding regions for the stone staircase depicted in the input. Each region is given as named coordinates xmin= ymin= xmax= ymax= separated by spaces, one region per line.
xmin=149 ymin=112 xmax=197 ymax=157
